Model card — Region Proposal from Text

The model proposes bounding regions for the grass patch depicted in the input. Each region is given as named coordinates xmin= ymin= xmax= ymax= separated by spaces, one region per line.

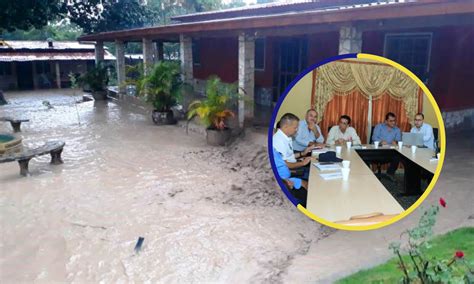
xmin=337 ymin=227 xmax=474 ymax=283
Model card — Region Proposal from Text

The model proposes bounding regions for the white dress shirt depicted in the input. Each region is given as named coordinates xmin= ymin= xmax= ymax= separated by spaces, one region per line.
xmin=410 ymin=123 xmax=435 ymax=150
xmin=326 ymin=125 xmax=361 ymax=145
xmin=273 ymin=129 xmax=297 ymax=163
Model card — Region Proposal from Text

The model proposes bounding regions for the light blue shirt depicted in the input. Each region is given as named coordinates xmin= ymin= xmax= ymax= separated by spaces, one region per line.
xmin=372 ymin=123 xmax=402 ymax=144
xmin=293 ymin=120 xmax=324 ymax=151
xmin=272 ymin=147 xmax=302 ymax=189
xmin=411 ymin=123 xmax=435 ymax=150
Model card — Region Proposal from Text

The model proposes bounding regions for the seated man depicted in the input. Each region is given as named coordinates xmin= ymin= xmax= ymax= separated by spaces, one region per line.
xmin=372 ymin=112 xmax=402 ymax=177
xmin=372 ymin=112 xmax=402 ymax=146
xmin=326 ymin=115 xmax=361 ymax=145
xmin=410 ymin=112 xmax=435 ymax=150
xmin=272 ymin=147 xmax=308 ymax=207
xmin=272 ymin=113 xmax=313 ymax=178
xmin=293 ymin=109 xmax=325 ymax=152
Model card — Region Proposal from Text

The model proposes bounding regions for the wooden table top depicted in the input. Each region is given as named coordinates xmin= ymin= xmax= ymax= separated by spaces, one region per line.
xmin=307 ymin=145 xmax=412 ymax=223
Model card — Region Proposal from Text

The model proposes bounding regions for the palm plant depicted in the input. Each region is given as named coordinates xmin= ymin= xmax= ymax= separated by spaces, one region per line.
xmin=133 ymin=61 xmax=184 ymax=112
xmin=187 ymin=76 xmax=238 ymax=130
xmin=78 ymin=62 xmax=109 ymax=92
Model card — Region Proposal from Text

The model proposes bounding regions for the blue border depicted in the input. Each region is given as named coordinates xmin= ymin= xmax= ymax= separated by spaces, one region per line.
xmin=268 ymin=53 xmax=357 ymax=206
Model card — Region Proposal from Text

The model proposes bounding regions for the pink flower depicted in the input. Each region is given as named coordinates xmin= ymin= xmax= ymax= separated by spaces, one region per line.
xmin=455 ymin=251 xmax=464 ymax=258
xmin=439 ymin=198 xmax=447 ymax=208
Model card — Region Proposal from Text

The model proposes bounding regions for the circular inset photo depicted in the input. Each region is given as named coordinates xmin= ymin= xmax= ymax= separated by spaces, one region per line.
xmin=268 ymin=53 xmax=445 ymax=231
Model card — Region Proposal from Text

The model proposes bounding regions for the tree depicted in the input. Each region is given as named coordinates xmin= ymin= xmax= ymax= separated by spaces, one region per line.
xmin=0 ymin=0 xmax=61 ymax=32
xmin=1 ymin=20 xmax=83 ymax=41
xmin=63 ymin=0 xmax=157 ymax=34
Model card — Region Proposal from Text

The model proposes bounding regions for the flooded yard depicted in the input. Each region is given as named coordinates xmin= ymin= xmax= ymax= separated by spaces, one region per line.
xmin=0 ymin=89 xmax=329 ymax=282
xmin=2 ymin=89 xmax=472 ymax=283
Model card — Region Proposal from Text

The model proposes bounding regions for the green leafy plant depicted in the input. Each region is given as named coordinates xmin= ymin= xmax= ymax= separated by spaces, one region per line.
xmin=130 ymin=61 xmax=185 ymax=112
xmin=78 ymin=62 xmax=109 ymax=92
xmin=187 ymin=76 xmax=239 ymax=130
xmin=389 ymin=198 xmax=474 ymax=283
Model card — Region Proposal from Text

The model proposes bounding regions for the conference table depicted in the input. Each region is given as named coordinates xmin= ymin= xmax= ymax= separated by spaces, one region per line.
xmin=306 ymin=145 xmax=439 ymax=223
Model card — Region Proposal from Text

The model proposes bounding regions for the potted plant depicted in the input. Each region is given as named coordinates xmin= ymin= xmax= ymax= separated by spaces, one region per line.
xmin=187 ymin=76 xmax=238 ymax=146
xmin=78 ymin=63 xmax=109 ymax=100
xmin=133 ymin=61 xmax=185 ymax=125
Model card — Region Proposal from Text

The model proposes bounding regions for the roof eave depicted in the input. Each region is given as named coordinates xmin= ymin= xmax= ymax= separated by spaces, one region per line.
xmin=78 ymin=1 xmax=474 ymax=42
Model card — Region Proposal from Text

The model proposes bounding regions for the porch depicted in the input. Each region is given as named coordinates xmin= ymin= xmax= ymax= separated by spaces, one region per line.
xmin=78 ymin=0 xmax=474 ymax=130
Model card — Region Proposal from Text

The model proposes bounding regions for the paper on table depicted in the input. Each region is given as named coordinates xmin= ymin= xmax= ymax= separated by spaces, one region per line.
xmin=319 ymin=172 xmax=343 ymax=180
xmin=312 ymin=148 xmax=329 ymax=154
xmin=313 ymin=162 xmax=341 ymax=171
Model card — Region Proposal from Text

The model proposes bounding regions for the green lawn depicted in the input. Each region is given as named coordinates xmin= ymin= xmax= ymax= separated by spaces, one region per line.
xmin=337 ymin=227 xmax=474 ymax=283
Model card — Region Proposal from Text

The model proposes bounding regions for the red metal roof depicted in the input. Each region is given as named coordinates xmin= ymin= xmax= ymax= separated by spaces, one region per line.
xmin=78 ymin=0 xmax=474 ymax=42
xmin=0 ymin=40 xmax=96 ymax=50
xmin=171 ymin=0 xmax=390 ymax=23
xmin=0 ymin=51 xmax=115 ymax=62
xmin=0 ymin=40 xmax=115 ymax=62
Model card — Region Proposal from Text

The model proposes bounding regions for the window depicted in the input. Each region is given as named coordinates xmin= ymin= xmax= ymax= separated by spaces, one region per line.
xmin=384 ymin=33 xmax=432 ymax=83
xmin=255 ymin=38 xmax=265 ymax=71
xmin=0 ymin=62 xmax=12 ymax=76
xmin=192 ymin=39 xmax=200 ymax=66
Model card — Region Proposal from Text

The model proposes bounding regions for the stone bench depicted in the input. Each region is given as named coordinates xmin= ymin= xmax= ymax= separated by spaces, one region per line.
xmin=0 ymin=140 xmax=65 ymax=176
xmin=0 ymin=117 xmax=30 ymax=132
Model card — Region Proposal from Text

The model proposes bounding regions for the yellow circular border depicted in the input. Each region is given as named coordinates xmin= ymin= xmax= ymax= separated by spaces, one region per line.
xmin=296 ymin=53 xmax=446 ymax=231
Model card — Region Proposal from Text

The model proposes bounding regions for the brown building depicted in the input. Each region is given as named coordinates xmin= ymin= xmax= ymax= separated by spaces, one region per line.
xmin=79 ymin=0 xmax=474 ymax=130
xmin=0 ymin=40 xmax=115 ymax=90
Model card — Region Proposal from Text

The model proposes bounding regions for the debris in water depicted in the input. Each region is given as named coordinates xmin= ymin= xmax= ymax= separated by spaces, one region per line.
xmin=134 ymin=237 xmax=145 ymax=253
xmin=42 ymin=100 xmax=54 ymax=109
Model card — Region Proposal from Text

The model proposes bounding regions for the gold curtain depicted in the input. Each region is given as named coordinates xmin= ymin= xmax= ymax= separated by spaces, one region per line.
xmin=312 ymin=60 xmax=420 ymax=122
xmin=319 ymin=90 xmax=370 ymax=144
xmin=372 ymin=93 xmax=412 ymax=133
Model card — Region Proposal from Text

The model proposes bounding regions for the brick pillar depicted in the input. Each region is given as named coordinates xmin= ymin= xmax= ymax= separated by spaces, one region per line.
xmin=338 ymin=25 xmax=362 ymax=55
xmin=179 ymin=34 xmax=193 ymax=86
xmin=115 ymin=40 xmax=126 ymax=94
xmin=238 ymin=32 xmax=255 ymax=128
xmin=95 ymin=41 xmax=104 ymax=65
xmin=142 ymin=38 xmax=154 ymax=75
xmin=55 ymin=61 xmax=61 ymax=89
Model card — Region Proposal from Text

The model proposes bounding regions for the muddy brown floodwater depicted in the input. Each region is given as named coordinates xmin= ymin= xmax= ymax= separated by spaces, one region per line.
xmin=0 ymin=89 xmax=333 ymax=283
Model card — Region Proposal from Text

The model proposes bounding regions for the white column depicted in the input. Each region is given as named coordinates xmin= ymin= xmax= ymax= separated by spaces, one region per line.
xmin=142 ymin=38 xmax=154 ymax=75
xmin=115 ymin=40 xmax=126 ymax=94
xmin=338 ymin=25 xmax=362 ymax=55
xmin=55 ymin=61 xmax=61 ymax=89
xmin=238 ymin=32 xmax=255 ymax=128
xmin=179 ymin=34 xmax=193 ymax=86
xmin=95 ymin=41 xmax=104 ymax=65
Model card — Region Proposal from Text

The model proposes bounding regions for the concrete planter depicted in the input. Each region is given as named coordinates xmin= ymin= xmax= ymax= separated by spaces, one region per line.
xmin=206 ymin=128 xmax=231 ymax=146
xmin=152 ymin=110 xmax=177 ymax=125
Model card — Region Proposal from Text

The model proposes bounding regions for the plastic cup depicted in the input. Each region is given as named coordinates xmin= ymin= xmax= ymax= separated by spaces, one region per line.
xmin=346 ymin=141 xmax=352 ymax=150
xmin=342 ymin=160 xmax=350 ymax=168
xmin=341 ymin=168 xmax=350 ymax=181
xmin=374 ymin=141 xmax=380 ymax=149
xmin=411 ymin=145 xmax=417 ymax=154
xmin=437 ymin=153 xmax=440 ymax=159
xmin=398 ymin=141 xmax=403 ymax=150
xmin=336 ymin=146 xmax=342 ymax=155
